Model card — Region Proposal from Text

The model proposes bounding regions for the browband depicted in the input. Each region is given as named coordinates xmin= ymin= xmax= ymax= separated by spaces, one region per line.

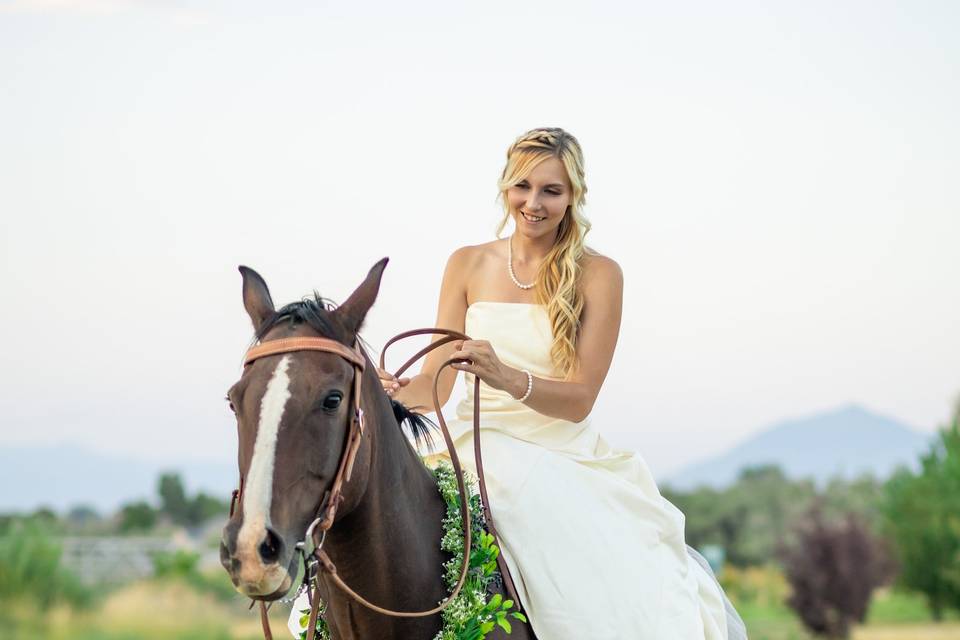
xmin=244 ymin=337 xmax=366 ymax=369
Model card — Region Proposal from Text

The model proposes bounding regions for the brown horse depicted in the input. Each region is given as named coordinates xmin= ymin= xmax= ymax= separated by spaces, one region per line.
xmin=219 ymin=258 xmax=536 ymax=639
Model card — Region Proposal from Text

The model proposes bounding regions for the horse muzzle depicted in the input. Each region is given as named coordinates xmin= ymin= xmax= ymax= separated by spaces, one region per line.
xmin=220 ymin=522 xmax=296 ymax=599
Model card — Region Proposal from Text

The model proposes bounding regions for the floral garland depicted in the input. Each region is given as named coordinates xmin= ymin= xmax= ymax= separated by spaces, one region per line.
xmin=297 ymin=459 xmax=527 ymax=640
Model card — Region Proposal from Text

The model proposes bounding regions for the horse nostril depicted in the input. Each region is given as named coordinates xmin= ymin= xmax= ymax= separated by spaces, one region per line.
xmin=258 ymin=527 xmax=283 ymax=564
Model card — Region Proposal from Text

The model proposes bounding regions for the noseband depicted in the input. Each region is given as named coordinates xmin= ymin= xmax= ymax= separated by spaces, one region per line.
xmin=237 ymin=329 xmax=521 ymax=640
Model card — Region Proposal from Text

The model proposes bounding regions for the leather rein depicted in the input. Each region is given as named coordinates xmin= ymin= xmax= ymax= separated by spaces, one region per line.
xmin=237 ymin=328 xmax=523 ymax=640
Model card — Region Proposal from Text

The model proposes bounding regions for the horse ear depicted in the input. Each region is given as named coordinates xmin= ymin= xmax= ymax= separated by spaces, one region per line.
xmin=239 ymin=266 xmax=275 ymax=333
xmin=337 ymin=257 xmax=389 ymax=336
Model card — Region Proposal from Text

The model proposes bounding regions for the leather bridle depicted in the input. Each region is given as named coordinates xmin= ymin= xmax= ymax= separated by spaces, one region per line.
xmin=236 ymin=328 xmax=523 ymax=640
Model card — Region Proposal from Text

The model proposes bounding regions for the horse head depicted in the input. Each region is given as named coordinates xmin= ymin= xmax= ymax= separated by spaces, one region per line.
xmin=219 ymin=258 xmax=388 ymax=600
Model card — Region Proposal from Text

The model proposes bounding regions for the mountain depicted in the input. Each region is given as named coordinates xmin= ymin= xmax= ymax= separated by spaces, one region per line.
xmin=663 ymin=404 xmax=935 ymax=491
xmin=0 ymin=444 xmax=237 ymax=513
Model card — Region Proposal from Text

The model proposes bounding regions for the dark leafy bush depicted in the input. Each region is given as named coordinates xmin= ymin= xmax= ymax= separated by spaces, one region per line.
xmin=778 ymin=502 xmax=894 ymax=639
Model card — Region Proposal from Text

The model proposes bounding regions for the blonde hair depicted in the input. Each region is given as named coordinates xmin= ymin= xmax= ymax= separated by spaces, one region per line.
xmin=495 ymin=127 xmax=594 ymax=379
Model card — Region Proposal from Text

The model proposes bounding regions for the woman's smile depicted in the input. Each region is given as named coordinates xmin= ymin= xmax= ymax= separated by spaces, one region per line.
xmin=521 ymin=211 xmax=546 ymax=223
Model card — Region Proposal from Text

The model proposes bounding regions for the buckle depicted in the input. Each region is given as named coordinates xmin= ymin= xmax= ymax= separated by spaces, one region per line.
xmin=295 ymin=517 xmax=328 ymax=558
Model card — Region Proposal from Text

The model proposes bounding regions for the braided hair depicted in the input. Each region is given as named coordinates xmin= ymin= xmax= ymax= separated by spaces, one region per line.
xmin=494 ymin=127 xmax=595 ymax=380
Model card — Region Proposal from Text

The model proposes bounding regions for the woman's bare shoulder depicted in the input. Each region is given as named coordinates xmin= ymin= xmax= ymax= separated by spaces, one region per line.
xmin=447 ymin=239 xmax=503 ymax=271
xmin=581 ymin=247 xmax=623 ymax=283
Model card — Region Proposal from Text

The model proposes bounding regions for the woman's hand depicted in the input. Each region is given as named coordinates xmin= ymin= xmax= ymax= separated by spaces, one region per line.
xmin=377 ymin=366 xmax=410 ymax=397
xmin=450 ymin=340 xmax=525 ymax=398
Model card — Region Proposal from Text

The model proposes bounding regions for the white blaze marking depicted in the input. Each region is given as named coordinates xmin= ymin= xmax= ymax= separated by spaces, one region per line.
xmin=238 ymin=355 xmax=292 ymax=556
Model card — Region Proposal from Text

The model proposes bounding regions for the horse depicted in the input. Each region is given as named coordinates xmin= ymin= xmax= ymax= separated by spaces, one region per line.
xmin=219 ymin=258 xmax=536 ymax=640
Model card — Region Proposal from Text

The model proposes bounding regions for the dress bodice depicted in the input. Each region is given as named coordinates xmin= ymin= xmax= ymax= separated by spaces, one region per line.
xmin=453 ymin=301 xmax=561 ymax=422
xmin=465 ymin=301 xmax=559 ymax=376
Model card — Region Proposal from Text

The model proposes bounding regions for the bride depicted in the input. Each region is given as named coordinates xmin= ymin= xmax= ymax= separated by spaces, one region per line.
xmin=379 ymin=127 xmax=746 ymax=639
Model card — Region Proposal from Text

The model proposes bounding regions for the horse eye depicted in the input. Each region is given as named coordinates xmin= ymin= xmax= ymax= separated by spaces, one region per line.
xmin=322 ymin=393 xmax=343 ymax=410
xmin=225 ymin=396 xmax=236 ymax=413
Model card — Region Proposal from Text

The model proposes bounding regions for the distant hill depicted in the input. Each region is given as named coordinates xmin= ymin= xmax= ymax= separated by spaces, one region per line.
xmin=0 ymin=444 xmax=236 ymax=513
xmin=664 ymin=404 xmax=935 ymax=491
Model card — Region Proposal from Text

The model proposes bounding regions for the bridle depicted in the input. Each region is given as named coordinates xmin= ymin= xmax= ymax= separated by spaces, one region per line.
xmin=234 ymin=328 xmax=523 ymax=640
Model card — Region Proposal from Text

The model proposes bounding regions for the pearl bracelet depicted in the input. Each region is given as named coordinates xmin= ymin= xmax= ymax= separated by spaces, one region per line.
xmin=517 ymin=369 xmax=533 ymax=402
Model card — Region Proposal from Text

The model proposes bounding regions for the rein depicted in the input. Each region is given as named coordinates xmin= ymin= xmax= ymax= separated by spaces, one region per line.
xmin=239 ymin=328 xmax=523 ymax=640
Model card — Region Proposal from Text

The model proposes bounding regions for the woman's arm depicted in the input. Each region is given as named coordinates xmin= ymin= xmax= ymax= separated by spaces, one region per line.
xmin=387 ymin=246 xmax=472 ymax=412
xmin=451 ymin=255 xmax=624 ymax=423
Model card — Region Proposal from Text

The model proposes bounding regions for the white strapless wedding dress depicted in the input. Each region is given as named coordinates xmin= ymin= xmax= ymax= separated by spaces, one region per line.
xmin=421 ymin=301 xmax=746 ymax=640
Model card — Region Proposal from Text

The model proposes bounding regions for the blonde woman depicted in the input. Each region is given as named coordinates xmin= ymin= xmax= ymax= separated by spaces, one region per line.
xmin=379 ymin=127 xmax=747 ymax=639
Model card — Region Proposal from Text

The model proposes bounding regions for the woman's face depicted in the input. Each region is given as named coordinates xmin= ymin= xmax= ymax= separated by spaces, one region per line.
xmin=506 ymin=156 xmax=573 ymax=241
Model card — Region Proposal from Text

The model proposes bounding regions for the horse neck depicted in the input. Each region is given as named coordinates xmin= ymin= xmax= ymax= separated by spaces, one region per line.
xmin=320 ymin=367 xmax=449 ymax=619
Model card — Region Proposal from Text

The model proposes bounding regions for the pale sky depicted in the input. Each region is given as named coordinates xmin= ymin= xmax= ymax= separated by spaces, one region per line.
xmin=1 ymin=0 xmax=958 ymax=480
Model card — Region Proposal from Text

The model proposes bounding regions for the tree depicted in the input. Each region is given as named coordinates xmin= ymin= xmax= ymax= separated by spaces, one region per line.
xmin=119 ymin=500 xmax=157 ymax=532
xmin=881 ymin=399 xmax=960 ymax=619
xmin=665 ymin=464 xmax=817 ymax=567
xmin=820 ymin=473 xmax=884 ymax=532
xmin=779 ymin=502 xmax=893 ymax=639
xmin=158 ymin=472 xmax=190 ymax=525
xmin=157 ymin=473 xmax=229 ymax=528
xmin=186 ymin=491 xmax=228 ymax=525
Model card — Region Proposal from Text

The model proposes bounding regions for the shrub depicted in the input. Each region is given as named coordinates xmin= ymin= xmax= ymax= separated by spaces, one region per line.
xmin=0 ymin=519 xmax=92 ymax=611
xmin=151 ymin=550 xmax=236 ymax=601
xmin=778 ymin=502 xmax=893 ymax=639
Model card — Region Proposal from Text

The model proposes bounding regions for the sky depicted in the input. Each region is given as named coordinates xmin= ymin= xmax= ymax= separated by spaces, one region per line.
xmin=1 ymin=0 xmax=958 ymax=482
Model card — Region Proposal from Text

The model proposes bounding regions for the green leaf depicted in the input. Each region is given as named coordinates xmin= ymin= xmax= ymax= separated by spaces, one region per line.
xmin=511 ymin=612 xmax=528 ymax=622
xmin=497 ymin=617 xmax=513 ymax=633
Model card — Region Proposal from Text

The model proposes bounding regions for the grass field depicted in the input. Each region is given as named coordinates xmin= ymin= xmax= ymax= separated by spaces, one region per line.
xmin=739 ymin=585 xmax=960 ymax=640
xmin=2 ymin=577 xmax=288 ymax=640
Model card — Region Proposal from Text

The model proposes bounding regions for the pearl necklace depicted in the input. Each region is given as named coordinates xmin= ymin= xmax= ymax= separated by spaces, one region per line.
xmin=507 ymin=234 xmax=536 ymax=289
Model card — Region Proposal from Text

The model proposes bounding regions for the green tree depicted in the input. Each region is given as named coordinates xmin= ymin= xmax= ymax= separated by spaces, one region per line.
xmin=881 ymin=399 xmax=960 ymax=619
xmin=186 ymin=491 xmax=228 ymax=525
xmin=158 ymin=472 xmax=190 ymax=525
xmin=820 ymin=473 xmax=885 ymax=532
xmin=156 ymin=474 xmax=228 ymax=527
xmin=119 ymin=500 xmax=157 ymax=533
xmin=727 ymin=465 xmax=816 ymax=566
xmin=666 ymin=465 xmax=817 ymax=567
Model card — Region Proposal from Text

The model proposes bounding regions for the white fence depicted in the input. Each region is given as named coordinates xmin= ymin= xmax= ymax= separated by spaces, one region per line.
xmin=60 ymin=536 xmax=179 ymax=585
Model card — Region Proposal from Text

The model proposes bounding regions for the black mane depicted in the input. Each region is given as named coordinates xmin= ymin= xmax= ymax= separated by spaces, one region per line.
xmin=255 ymin=292 xmax=345 ymax=343
xmin=254 ymin=293 xmax=439 ymax=452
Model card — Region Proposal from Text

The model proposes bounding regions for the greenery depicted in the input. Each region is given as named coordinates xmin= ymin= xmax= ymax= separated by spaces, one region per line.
xmin=431 ymin=460 xmax=527 ymax=639
xmin=151 ymin=550 xmax=237 ymax=602
xmin=119 ymin=501 xmax=157 ymax=533
xmin=296 ymin=599 xmax=331 ymax=640
xmin=880 ymin=401 xmax=960 ymax=619
xmin=663 ymin=464 xmax=886 ymax=568
xmin=157 ymin=473 xmax=229 ymax=528
xmin=0 ymin=519 xmax=92 ymax=612
xmin=4 ymin=401 xmax=960 ymax=638
xmin=296 ymin=460 xmax=527 ymax=640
